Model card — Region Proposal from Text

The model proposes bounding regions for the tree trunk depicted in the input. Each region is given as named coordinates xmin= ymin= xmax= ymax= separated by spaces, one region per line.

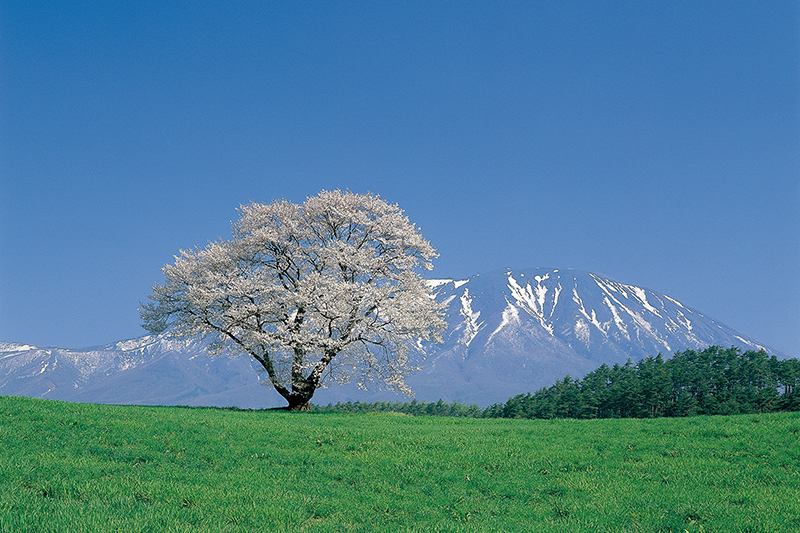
xmin=286 ymin=400 xmax=312 ymax=411
xmin=283 ymin=390 xmax=314 ymax=411
xmin=248 ymin=344 xmax=330 ymax=411
xmin=279 ymin=374 xmax=317 ymax=411
xmin=249 ymin=348 xmax=316 ymax=410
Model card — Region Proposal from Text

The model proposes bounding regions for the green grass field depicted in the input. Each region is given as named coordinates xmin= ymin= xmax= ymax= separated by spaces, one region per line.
xmin=0 ymin=396 xmax=798 ymax=532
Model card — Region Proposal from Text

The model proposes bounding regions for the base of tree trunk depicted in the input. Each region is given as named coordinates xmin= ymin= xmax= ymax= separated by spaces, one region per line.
xmin=285 ymin=402 xmax=311 ymax=411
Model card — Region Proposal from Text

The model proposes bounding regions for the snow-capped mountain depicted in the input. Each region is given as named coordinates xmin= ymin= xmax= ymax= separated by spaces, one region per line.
xmin=406 ymin=268 xmax=782 ymax=405
xmin=0 ymin=268 xmax=787 ymax=408
xmin=0 ymin=336 xmax=284 ymax=409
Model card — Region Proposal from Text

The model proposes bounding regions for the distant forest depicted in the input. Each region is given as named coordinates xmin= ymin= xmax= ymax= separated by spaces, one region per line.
xmin=314 ymin=346 xmax=800 ymax=419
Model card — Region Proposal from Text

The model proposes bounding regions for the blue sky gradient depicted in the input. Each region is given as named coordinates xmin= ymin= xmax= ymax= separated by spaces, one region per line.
xmin=2 ymin=2 xmax=798 ymax=356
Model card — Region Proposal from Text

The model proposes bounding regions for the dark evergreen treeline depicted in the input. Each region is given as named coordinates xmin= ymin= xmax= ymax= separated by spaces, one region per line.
xmin=314 ymin=347 xmax=800 ymax=419
xmin=487 ymin=347 xmax=800 ymax=419
xmin=313 ymin=398 xmax=485 ymax=418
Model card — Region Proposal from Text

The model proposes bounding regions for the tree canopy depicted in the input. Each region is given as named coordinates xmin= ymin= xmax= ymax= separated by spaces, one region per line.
xmin=141 ymin=190 xmax=447 ymax=409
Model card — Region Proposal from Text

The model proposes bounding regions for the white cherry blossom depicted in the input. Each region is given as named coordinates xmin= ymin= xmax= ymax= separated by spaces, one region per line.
xmin=141 ymin=190 xmax=447 ymax=409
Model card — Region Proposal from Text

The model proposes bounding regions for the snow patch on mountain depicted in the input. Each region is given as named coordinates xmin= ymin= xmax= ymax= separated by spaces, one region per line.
xmin=604 ymin=297 xmax=629 ymax=339
xmin=0 ymin=342 xmax=36 ymax=353
xmin=506 ymin=272 xmax=555 ymax=335
xmin=631 ymin=286 xmax=662 ymax=317
xmin=425 ymin=279 xmax=452 ymax=290
xmin=675 ymin=310 xmax=693 ymax=332
xmin=663 ymin=294 xmax=690 ymax=310
xmin=487 ymin=300 xmax=521 ymax=344
xmin=733 ymin=335 xmax=766 ymax=352
xmin=572 ymin=288 xmax=608 ymax=337
xmin=574 ymin=319 xmax=591 ymax=346
xmin=457 ymin=288 xmax=484 ymax=347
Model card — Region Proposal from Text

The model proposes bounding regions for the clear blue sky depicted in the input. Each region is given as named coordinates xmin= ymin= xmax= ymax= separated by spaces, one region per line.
xmin=2 ymin=2 xmax=798 ymax=356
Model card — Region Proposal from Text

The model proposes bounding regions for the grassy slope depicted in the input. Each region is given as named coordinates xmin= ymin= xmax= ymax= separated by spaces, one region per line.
xmin=0 ymin=396 xmax=798 ymax=532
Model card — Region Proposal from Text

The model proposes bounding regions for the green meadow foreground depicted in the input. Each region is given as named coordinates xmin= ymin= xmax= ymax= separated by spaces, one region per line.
xmin=0 ymin=397 xmax=798 ymax=532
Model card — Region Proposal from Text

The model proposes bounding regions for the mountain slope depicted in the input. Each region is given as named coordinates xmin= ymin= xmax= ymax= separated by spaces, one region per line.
xmin=404 ymin=268 xmax=778 ymax=404
xmin=0 ymin=268 xmax=786 ymax=407
xmin=0 ymin=336 xmax=284 ymax=409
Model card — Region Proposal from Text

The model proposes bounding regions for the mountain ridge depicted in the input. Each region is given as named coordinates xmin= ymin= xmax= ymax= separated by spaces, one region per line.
xmin=0 ymin=267 xmax=788 ymax=407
